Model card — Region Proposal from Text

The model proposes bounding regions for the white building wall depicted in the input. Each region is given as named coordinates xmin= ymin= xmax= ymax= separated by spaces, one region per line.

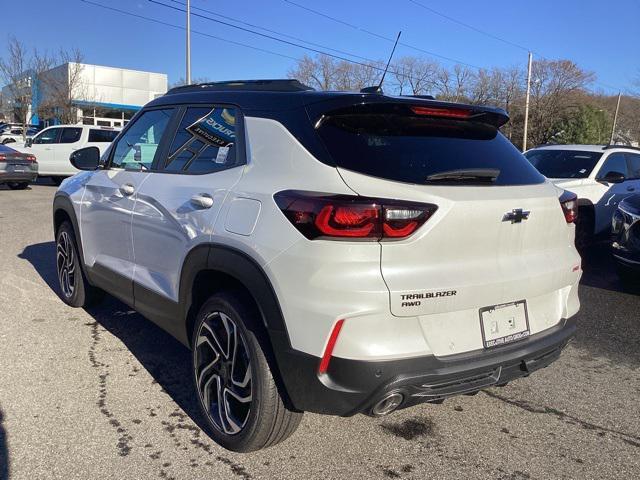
xmin=74 ymin=63 xmax=167 ymax=107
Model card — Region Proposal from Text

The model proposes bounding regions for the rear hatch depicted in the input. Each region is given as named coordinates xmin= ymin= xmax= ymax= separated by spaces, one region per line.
xmin=313 ymin=100 xmax=581 ymax=356
xmin=0 ymin=147 xmax=34 ymax=171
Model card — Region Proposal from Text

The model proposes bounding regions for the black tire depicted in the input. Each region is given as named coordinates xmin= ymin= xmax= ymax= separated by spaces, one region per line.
xmin=575 ymin=207 xmax=594 ymax=251
xmin=616 ymin=262 xmax=639 ymax=285
xmin=7 ymin=182 xmax=29 ymax=190
xmin=55 ymin=221 xmax=103 ymax=307
xmin=192 ymin=292 xmax=302 ymax=452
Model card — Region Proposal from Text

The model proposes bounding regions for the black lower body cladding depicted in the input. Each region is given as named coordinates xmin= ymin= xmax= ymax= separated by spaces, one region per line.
xmin=271 ymin=318 xmax=576 ymax=416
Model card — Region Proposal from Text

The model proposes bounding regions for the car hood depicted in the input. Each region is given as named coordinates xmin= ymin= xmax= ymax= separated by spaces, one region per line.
xmin=547 ymin=178 xmax=593 ymax=190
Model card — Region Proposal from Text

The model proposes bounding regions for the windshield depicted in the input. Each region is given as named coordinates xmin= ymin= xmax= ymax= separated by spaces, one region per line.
xmin=315 ymin=104 xmax=544 ymax=186
xmin=525 ymin=149 xmax=603 ymax=179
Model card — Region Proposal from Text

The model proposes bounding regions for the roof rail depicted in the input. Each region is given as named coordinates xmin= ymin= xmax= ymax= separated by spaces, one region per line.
xmin=166 ymin=79 xmax=314 ymax=95
xmin=603 ymin=144 xmax=640 ymax=151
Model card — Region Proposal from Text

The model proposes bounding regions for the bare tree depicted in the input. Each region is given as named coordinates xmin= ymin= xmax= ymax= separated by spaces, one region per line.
xmin=527 ymin=59 xmax=595 ymax=146
xmin=288 ymin=54 xmax=382 ymax=91
xmin=392 ymin=57 xmax=438 ymax=95
xmin=37 ymin=48 xmax=86 ymax=124
xmin=0 ymin=36 xmax=51 ymax=137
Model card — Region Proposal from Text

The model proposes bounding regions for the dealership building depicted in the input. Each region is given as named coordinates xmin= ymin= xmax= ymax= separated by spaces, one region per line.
xmin=1 ymin=63 xmax=168 ymax=128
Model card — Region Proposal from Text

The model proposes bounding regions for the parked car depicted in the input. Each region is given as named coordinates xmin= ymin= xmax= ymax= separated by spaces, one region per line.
xmin=611 ymin=193 xmax=640 ymax=281
xmin=16 ymin=124 xmax=120 ymax=184
xmin=524 ymin=144 xmax=640 ymax=246
xmin=0 ymin=144 xmax=38 ymax=189
xmin=1 ymin=126 xmax=39 ymax=144
xmin=53 ymin=79 xmax=581 ymax=452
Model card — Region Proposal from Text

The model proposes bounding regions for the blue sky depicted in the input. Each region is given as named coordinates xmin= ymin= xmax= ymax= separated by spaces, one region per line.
xmin=6 ymin=0 xmax=639 ymax=93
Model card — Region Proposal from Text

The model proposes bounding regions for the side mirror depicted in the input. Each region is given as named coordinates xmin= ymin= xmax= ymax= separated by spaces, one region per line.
xmin=599 ymin=171 xmax=626 ymax=184
xmin=25 ymin=138 xmax=33 ymax=147
xmin=70 ymin=146 xmax=101 ymax=171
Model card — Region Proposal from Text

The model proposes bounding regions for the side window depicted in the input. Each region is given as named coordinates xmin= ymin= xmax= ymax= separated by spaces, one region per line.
xmin=598 ymin=153 xmax=628 ymax=179
xmin=33 ymin=128 xmax=60 ymax=144
xmin=626 ymin=153 xmax=640 ymax=179
xmin=163 ymin=106 xmax=239 ymax=174
xmin=60 ymin=127 xmax=82 ymax=144
xmin=88 ymin=129 xmax=118 ymax=143
xmin=110 ymin=109 xmax=173 ymax=169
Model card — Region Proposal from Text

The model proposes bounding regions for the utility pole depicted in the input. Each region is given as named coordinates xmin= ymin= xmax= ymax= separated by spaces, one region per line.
xmin=609 ymin=92 xmax=621 ymax=145
xmin=186 ymin=0 xmax=191 ymax=85
xmin=522 ymin=51 xmax=533 ymax=152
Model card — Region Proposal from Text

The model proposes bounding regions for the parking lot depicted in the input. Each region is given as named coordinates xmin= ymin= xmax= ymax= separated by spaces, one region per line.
xmin=0 ymin=182 xmax=639 ymax=480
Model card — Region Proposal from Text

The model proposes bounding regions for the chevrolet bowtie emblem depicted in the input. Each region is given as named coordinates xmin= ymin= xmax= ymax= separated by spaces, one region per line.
xmin=503 ymin=208 xmax=530 ymax=223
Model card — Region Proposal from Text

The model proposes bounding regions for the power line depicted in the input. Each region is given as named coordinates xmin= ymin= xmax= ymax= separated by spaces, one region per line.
xmin=283 ymin=0 xmax=626 ymax=93
xmin=166 ymin=0 xmax=376 ymax=64
xmin=79 ymin=1 xmax=299 ymax=62
xmin=147 ymin=0 xmax=445 ymax=84
xmin=281 ymin=0 xmax=483 ymax=70
xmin=406 ymin=0 xmax=531 ymax=52
xmin=80 ymin=0 xmax=427 ymax=87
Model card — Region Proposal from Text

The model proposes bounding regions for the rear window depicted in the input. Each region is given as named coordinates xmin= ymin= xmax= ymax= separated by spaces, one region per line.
xmin=89 ymin=129 xmax=119 ymax=143
xmin=315 ymin=104 xmax=544 ymax=186
xmin=524 ymin=149 xmax=602 ymax=179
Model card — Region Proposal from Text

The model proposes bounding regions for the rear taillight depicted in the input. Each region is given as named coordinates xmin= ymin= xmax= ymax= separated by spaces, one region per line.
xmin=24 ymin=155 xmax=36 ymax=162
xmin=559 ymin=191 xmax=578 ymax=224
xmin=274 ymin=191 xmax=437 ymax=240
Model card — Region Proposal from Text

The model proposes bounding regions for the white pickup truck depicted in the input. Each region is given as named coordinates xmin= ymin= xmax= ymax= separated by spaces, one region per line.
xmin=15 ymin=124 xmax=120 ymax=184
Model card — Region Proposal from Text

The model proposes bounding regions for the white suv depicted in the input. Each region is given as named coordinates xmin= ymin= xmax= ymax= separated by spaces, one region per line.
xmin=525 ymin=144 xmax=640 ymax=243
xmin=17 ymin=124 xmax=119 ymax=184
xmin=52 ymin=80 xmax=581 ymax=452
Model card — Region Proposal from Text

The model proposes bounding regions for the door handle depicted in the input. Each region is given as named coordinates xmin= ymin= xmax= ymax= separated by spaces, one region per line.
xmin=627 ymin=186 xmax=635 ymax=192
xmin=190 ymin=193 xmax=214 ymax=209
xmin=119 ymin=183 xmax=135 ymax=196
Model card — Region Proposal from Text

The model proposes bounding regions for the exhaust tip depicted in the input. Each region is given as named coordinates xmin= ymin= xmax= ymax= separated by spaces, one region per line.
xmin=371 ymin=392 xmax=404 ymax=417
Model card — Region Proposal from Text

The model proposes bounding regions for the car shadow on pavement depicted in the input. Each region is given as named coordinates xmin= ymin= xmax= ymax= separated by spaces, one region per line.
xmin=18 ymin=242 xmax=211 ymax=436
xmin=579 ymin=243 xmax=640 ymax=294
xmin=0 ymin=408 xmax=8 ymax=480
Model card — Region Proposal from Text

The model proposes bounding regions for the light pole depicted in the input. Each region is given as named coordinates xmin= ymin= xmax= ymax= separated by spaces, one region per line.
xmin=522 ymin=52 xmax=533 ymax=152
xmin=609 ymin=92 xmax=621 ymax=145
xmin=186 ymin=0 xmax=191 ymax=85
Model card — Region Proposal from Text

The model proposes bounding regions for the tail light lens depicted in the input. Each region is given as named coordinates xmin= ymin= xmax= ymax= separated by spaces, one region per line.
xmin=24 ymin=154 xmax=36 ymax=162
xmin=559 ymin=191 xmax=578 ymax=224
xmin=274 ymin=190 xmax=437 ymax=240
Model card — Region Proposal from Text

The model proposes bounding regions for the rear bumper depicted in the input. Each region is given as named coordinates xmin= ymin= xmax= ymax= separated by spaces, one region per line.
xmin=272 ymin=316 xmax=576 ymax=416
xmin=0 ymin=171 xmax=38 ymax=183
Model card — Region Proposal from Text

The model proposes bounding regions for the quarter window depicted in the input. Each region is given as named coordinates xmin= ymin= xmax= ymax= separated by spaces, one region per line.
xmin=88 ymin=129 xmax=119 ymax=143
xmin=625 ymin=153 xmax=640 ymax=179
xmin=60 ymin=127 xmax=82 ymax=144
xmin=598 ymin=153 xmax=628 ymax=179
xmin=164 ymin=106 xmax=238 ymax=174
xmin=110 ymin=109 xmax=173 ymax=169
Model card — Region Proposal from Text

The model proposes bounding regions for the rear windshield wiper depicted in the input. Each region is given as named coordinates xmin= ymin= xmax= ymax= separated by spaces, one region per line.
xmin=425 ymin=168 xmax=500 ymax=184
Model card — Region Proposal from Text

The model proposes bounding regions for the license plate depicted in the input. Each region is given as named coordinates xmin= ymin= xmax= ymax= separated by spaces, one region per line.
xmin=479 ymin=301 xmax=529 ymax=348
xmin=9 ymin=165 xmax=26 ymax=172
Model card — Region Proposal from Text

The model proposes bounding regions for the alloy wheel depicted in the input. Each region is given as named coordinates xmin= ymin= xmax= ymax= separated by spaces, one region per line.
xmin=195 ymin=311 xmax=252 ymax=435
xmin=56 ymin=230 xmax=76 ymax=298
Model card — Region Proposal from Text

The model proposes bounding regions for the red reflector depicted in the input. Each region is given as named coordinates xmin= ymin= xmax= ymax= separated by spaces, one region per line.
xmin=410 ymin=106 xmax=472 ymax=119
xmin=318 ymin=319 xmax=345 ymax=375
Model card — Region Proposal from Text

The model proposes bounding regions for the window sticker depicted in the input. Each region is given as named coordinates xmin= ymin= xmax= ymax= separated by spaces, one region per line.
xmin=215 ymin=146 xmax=230 ymax=164
xmin=187 ymin=108 xmax=235 ymax=147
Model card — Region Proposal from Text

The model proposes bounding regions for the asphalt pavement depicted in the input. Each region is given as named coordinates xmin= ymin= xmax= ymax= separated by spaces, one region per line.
xmin=0 ymin=182 xmax=639 ymax=480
